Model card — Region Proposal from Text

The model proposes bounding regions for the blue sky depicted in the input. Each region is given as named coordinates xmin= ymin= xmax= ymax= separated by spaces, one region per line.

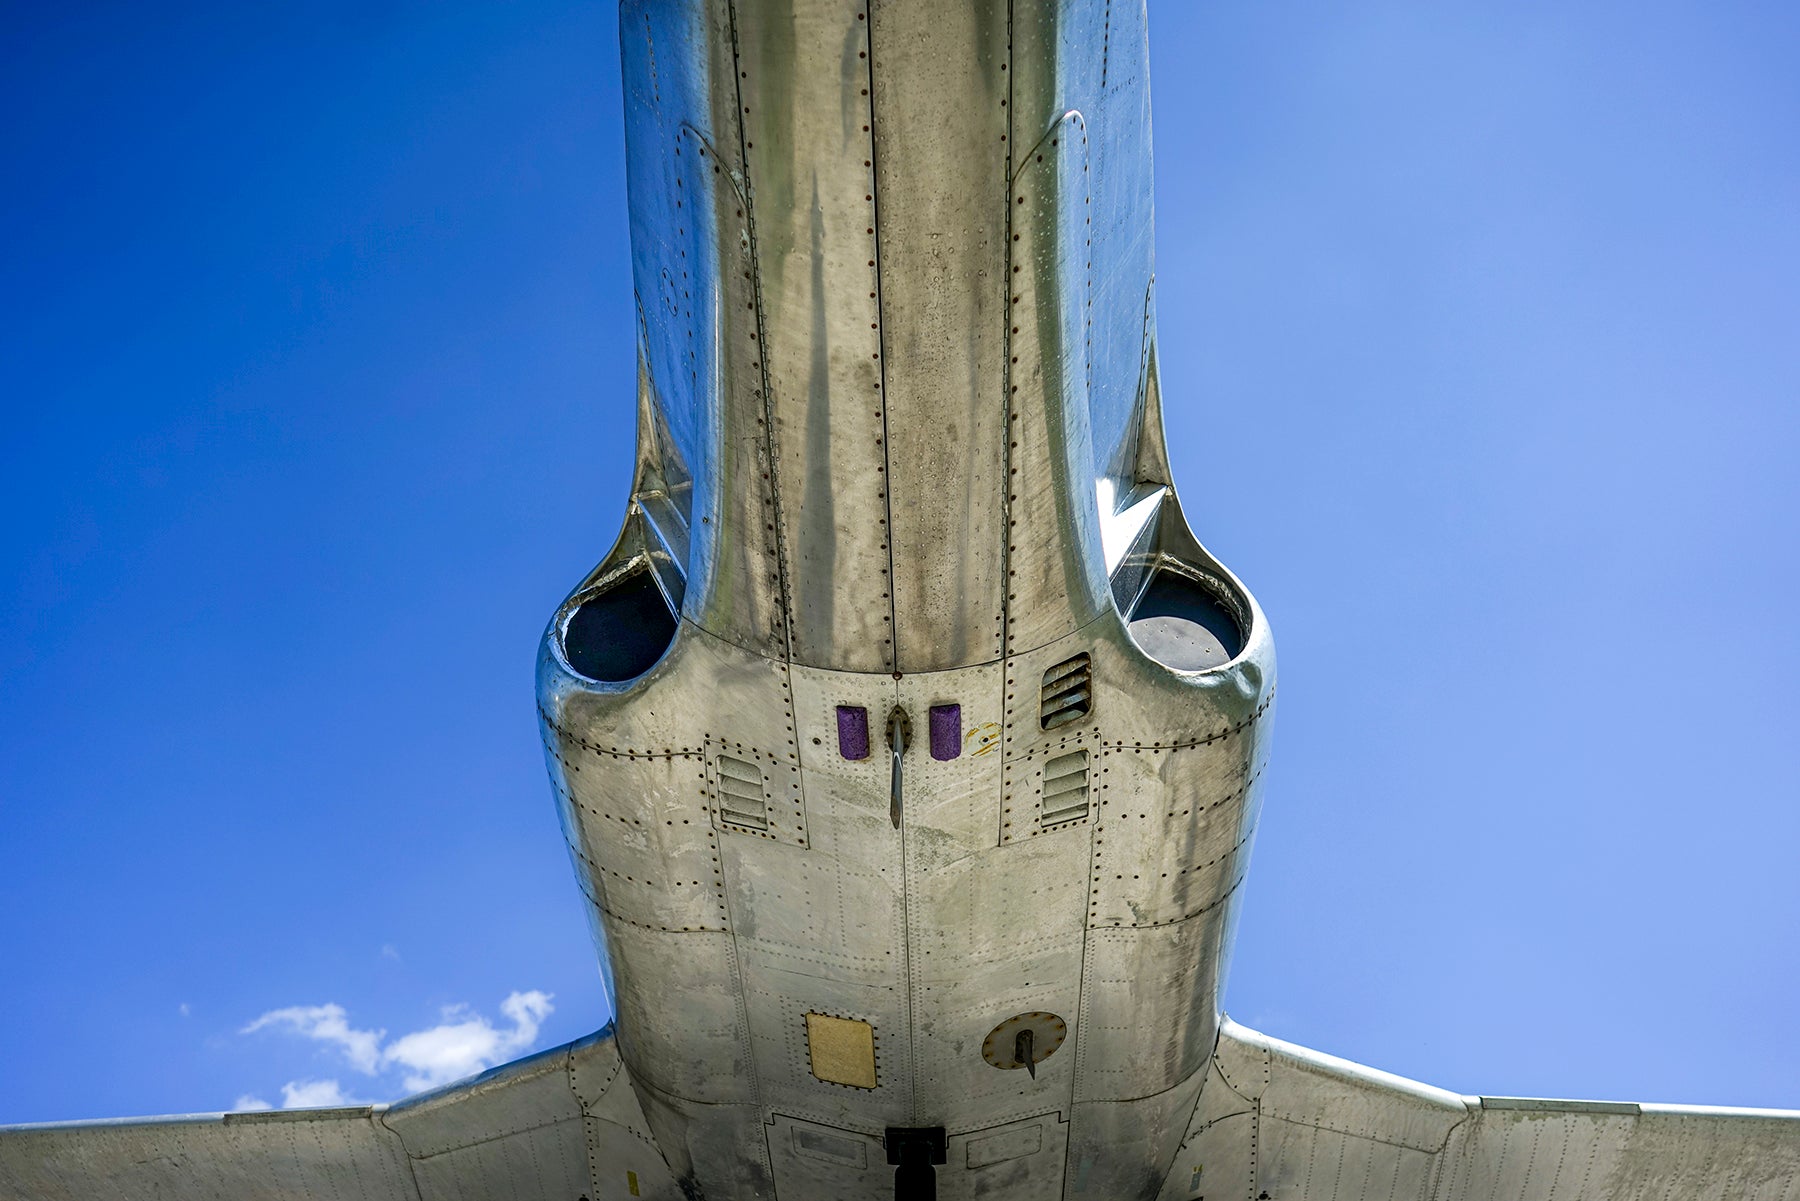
xmin=2 ymin=2 xmax=1796 ymax=1123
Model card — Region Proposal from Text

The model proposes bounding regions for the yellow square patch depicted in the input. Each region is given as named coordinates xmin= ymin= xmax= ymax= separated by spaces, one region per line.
xmin=805 ymin=1013 xmax=877 ymax=1089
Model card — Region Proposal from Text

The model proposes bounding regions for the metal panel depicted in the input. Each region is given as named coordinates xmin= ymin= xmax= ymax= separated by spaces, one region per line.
xmin=1086 ymin=744 xmax=1261 ymax=932
xmin=558 ymin=751 xmax=725 ymax=935
xmin=733 ymin=945 xmax=910 ymax=1132
xmin=1075 ymin=913 xmax=1227 ymax=1104
xmin=1157 ymin=1057 xmax=1257 ymax=1201
xmin=621 ymin=1 xmax=790 ymax=659
xmin=767 ymin=1114 xmax=891 ymax=1198
xmin=908 ymin=832 xmax=1086 ymax=1134
xmin=733 ymin=0 xmax=895 ymax=672
xmin=1186 ymin=1020 xmax=1800 ymax=1201
xmin=391 ymin=1051 xmax=590 ymax=1201
xmin=630 ymin=1082 xmax=773 ymax=1201
xmin=868 ymin=0 xmax=1011 ymax=672
xmin=0 ymin=1029 xmax=681 ymax=1201
xmin=945 ymin=1113 xmax=1070 ymax=1201
xmin=898 ymin=663 xmax=1087 ymax=1134
xmin=1065 ymin=1067 xmax=1206 ymax=1201
xmin=1002 ymin=107 xmax=1110 ymax=658
xmin=607 ymin=924 xmax=752 ymax=1106
xmin=0 ymin=1110 xmax=415 ymax=1201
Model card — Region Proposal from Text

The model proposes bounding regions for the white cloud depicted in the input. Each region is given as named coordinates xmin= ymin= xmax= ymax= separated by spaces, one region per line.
xmin=240 ymin=990 xmax=555 ymax=1103
xmin=178 ymin=1003 xmax=191 ymax=1018
xmin=232 ymin=1094 xmax=273 ymax=1112
xmin=382 ymin=990 xmax=554 ymax=1092
xmin=279 ymin=1079 xmax=357 ymax=1108
xmin=241 ymin=1003 xmax=384 ymax=1075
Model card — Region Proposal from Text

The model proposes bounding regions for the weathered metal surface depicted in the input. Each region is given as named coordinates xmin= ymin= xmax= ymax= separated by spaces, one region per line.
xmin=7 ymin=3 xmax=1796 ymax=1199
xmin=386 ymin=1030 xmax=677 ymax=1201
xmin=982 ymin=1013 xmax=1069 ymax=1074
xmin=540 ymin=6 xmax=1276 ymax=1196
xmin=0 ymin=1029 xmax=679 ymax=1201
xmin=1171 ymin=1020 xmax=1800 ymax=1200
xmin=0 ymin=1109 xmax=416 ymax=1201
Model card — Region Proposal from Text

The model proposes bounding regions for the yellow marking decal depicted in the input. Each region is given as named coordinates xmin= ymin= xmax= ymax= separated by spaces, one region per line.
xmin=805 ymin=1012 xmax=878 ymax=1089
xmin=966 ymin=722 xmax=1002 ymax=757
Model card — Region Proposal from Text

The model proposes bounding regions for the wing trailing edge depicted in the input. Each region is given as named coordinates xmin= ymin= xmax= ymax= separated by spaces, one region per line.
xmin=1160 ymin=1017 xmax=1800 ymax=1200
xmin=0 ymin=1025 xmax=679 ymax=1201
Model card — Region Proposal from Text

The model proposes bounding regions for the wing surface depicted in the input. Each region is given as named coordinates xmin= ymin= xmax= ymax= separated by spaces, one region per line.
xmin=1163 ymin=1017 xmax=1800 ymax=1200
xmin=0 ymin=1024 xmax=679 ymax=1201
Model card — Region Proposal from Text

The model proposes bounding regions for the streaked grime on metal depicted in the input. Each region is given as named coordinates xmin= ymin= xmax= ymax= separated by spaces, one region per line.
xmin=5 ymin=3 xmax=1795 ymax=1198
xmin=537 ymin=1 xmax=1272 ymax=1196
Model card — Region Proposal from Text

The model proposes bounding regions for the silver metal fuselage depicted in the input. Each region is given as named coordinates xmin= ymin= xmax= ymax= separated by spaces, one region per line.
xmin=537 ymin=2 xmax=1274 ymax=1196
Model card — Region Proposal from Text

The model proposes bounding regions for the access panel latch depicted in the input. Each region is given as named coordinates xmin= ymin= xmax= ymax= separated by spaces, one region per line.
xmin=885 ymin=1126 xmax=947 ymax=1201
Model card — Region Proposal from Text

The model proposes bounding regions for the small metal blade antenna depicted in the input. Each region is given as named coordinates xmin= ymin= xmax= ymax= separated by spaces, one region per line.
xmin=887 ymin=707 xmax=908 ymax=829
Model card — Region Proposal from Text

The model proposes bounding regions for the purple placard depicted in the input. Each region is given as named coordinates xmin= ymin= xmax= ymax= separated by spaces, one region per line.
xmin=928 ymin=704 xmax=961 ymax=761
xmin=837 ymin=705 xmax=870 ymax=760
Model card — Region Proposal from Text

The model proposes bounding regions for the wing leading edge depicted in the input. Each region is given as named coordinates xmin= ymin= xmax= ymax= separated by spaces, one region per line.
xmin=0 ymin=1024 xmax=679 ymax=1201
xmin=1163 ymin=1018 xmax=1800 ymax=1200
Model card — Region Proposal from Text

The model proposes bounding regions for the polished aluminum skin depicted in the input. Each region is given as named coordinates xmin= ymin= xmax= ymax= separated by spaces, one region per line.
xmin=536 ymin=0 xmax=1271 ymax=1196
xmin=2 ymin=3 xmax=1796 ymax=1199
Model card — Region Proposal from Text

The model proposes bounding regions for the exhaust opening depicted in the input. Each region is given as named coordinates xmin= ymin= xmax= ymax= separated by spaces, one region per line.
xmin=561 ymin=565 xmax=678 ymax=683
xmin=1126 ymin=566 xmax=1244 ymax=672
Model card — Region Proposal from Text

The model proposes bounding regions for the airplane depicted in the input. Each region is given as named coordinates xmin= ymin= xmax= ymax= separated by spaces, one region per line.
xmin=3 ymin=1 xmax=1797 ymax=1198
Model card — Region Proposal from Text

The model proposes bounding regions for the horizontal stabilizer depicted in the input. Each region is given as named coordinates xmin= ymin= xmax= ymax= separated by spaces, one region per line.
xmin=1163 ymin=1017 xmax=1800 ymax=1199
xmin=0 ymin=1025 xmax=676 ymax=1201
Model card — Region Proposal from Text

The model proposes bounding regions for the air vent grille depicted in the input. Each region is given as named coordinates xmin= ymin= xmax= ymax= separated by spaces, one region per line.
xmin=1041 ymin=751 xmax=1090 ymax=826
xmin=1040 ymin=654 xmax=1092 ymax=730
xmin=716 ymin=755 xmax=769 ymax=832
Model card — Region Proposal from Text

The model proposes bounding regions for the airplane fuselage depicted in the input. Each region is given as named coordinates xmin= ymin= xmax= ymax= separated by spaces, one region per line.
xmin=537 ymin=2 xmax=1273 ymax=1196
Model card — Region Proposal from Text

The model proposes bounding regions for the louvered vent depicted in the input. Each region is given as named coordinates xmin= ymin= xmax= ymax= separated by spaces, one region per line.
xmin=1041 ymin=750 xmax=1090 ymax=827
xmin=1040 ymin=654 xmax=1092 ymax=730
xmin=716 ymin=755 xmax=769 ymax=832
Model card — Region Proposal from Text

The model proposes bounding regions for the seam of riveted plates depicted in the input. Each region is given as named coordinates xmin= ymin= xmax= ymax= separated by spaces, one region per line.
xmin=651 ymin=82 xmax=784 ymax=660
xmin=679 ymin=112 xmax=792 ymax=658
xmin=705 ymin=739 xmax=808 ymax=846
xmin=1002 ymin=108 xmax=1106 ymax=660
xmin=997 ymin=0 xmax=1016 ymax=672
xmin=732 ymin=0 xmax=893 ymax=674
xmin=1002 ymin=622 xmax=1109 ymax=844
xmin=571 ymin=1047 xmax=608 ymax=1200
xmin=1173 ymin=1056 xmax=1256 ymax=1148
xmin=1087 ymin=749 xmax=1266 ymax=932
xmin=539 ymin=706 xmax=706 ymax=761
xmin=765 ymin=1115 xmax=896 ymax=1198
xmin=1000 ymin=726 xmax=1101 ymax=843
xmin=913 ymin=992 xmax=1083 ymax=1132
xmin=566 ymin=1037 xmax=679 ymax=1201
xmin=1073 ymin=918 xmax=1223 ymax=1102
xmin=1100 ymin=686 xmax=1276 ymax=753
xmin=548 ymin=735 xmax=726 ymax=935
xmin=776 ymin=663 xmax=909 ymax=1125
xmin=860 ymin=0 xmax=898 ymax=666
xmin=713 ymin=0 xmax=793 ymax=661
xmin=735 ymin=963 xmax=908 ymax=1132
xmin=867 ymin=0 xmax=1010 ymax=673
